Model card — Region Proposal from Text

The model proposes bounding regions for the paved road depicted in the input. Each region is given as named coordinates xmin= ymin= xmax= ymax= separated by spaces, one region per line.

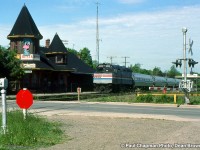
xmin=3 ymin=100 xmax=200 ymax=121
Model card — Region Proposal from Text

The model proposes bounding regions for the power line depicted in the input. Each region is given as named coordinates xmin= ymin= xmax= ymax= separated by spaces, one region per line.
xmin=62 ymin=40 xmax=68 ymax=46
xmin=122 ymin=56 xmax=130 ymax=67
xmin=107 ymin=56 xmax=116 ymax=64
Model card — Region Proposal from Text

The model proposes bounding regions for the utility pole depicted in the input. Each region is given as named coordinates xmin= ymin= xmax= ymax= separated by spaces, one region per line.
xmin=122 ymin=56 xmax=130 ymax=67
xmin=107 ymin=56 xmax=116 ymax=64
xmin=96 ymin=1 xmax=100 ymax=64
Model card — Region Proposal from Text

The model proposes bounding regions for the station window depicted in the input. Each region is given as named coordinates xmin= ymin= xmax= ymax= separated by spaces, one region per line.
xmin=56 ymin=55 xmax=68 ymax=64
xmin=56 ymin=55 xmax=64 ymax=64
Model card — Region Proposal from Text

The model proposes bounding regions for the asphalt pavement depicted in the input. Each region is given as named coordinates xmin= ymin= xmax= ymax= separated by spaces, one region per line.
xmin=3 ymin=100 xmax=200 ymax=121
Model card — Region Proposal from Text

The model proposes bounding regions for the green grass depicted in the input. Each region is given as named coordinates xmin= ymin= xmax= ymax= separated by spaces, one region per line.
xmin=33 ymin=94 xmax=101 ymax=101
xmin=84 ymin=93 xmax=200 ymax=105
xmin=85 ymin=93 xmax=136 ymax=103
xmin=0 ymin=110 xmax=64 ymax=150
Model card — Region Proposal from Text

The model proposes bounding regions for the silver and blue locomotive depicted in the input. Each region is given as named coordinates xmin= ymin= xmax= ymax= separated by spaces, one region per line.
xmin=93 ymin=63 xmax=181 ymax=93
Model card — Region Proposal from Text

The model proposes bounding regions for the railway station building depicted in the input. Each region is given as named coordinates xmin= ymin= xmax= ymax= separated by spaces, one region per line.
xmin=7 ymin=5 xmax=95 ymax=92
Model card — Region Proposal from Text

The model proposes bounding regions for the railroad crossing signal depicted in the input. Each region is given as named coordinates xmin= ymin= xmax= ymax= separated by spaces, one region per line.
xmin=172 ymin=59 xmax=182 ymax=67
xmin=172 ymin=28 xmax=198 ymax=104
xmin=188 ymin=59 xmax=198 ymax=68
xmin=172 ymin=59 xmax=198 ymax=68
xmin=16 ymin=89 xmax=33 ymax=109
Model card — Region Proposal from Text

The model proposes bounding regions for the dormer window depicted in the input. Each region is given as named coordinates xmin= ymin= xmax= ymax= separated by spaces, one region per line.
xmin=56 ymin=55 xmax=67 ymax=64
xmin=56 ymin=55 xmax=63 ymax=63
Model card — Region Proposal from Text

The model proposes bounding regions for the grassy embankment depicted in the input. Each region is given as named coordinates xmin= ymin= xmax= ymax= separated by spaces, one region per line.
xmin=0 ymin=110 xmax=66 ymax=150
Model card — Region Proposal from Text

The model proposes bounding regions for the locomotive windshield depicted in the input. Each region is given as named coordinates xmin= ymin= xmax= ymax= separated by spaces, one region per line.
xmin=96 ymin=64 xmax=114 ymax=72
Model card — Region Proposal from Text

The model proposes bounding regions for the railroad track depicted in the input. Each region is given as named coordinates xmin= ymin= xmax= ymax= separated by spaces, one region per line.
xmin=4 ymin=92 xmax=122 ymax=101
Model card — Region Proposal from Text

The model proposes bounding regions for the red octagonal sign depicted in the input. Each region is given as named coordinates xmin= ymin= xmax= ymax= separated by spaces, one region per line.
xmin=16 ymin=89 xmax=33 ymax=109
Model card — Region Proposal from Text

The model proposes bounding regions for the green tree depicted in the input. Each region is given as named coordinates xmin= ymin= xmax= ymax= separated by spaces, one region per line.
xmin=167 ymin=65 xmax=181 ymax=78
xmin=152 ymin=67 xmax=163 ymax=76
xmin=92 ymin=60 xmax=98 ymax=70
xmin=130 ymin=63 xmax=142 ymax=73
xmin=0 ymin=46 xmax=24 ymax=80
xmin=67 ymin=48 xmax=79 ymax=56
xmin=79 ymin=47 xmax=93 ymax=68
xmin=140 ymin=69 xmax=152 ymax=75
xmin=130 ymin=63 xmax=152 ymax=75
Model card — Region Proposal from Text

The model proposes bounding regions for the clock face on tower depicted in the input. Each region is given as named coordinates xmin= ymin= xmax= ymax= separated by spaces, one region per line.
xmin=23 ymin=38 xmax=32 ymax=56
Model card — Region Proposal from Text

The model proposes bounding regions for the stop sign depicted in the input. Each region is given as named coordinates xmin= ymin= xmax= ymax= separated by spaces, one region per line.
xmin=16 ymin=89 xmax=33 ymax=109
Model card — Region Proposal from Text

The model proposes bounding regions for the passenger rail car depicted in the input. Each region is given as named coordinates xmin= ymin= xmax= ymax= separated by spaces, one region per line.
xmin=154 ymin=76 xmax=167 ymax=87
xmin=132 ymin=73 xmax=154 ymax=89
xmin=166 ymin=78 xmax=177 ymax=87
xmin=93 ymin=63 xmax=181 ymax=93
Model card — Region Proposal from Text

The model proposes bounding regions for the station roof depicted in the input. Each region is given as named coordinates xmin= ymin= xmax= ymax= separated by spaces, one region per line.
xmin=40 ymin=34 xmax=95 ymax=74
xmin=67 ymin=53 xmax=95 ymax=74
xmin=8 ymin=4 xmax=95 ymax=74
xmin=45 ymin=33 xmax=68 ymax=54
xmin=7 ymin=5 xmax=43 ymax=39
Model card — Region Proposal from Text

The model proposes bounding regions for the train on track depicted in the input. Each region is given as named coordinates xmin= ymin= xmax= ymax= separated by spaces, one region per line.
xmin=93 ymin=63 xmax=181 ymax=93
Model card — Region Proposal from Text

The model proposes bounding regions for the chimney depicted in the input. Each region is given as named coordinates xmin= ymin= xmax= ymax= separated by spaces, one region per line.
xmin=45 ymin=39 xmax=50 ymax=48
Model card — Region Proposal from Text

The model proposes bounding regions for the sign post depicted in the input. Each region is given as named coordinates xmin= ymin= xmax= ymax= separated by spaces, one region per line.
xmin=16 ymin=88 xmax=33 ymax=119
xmin=23 ymin=108 xmax=27 ymax=120
xmin=77 ymin=87 xmax=81 ymax=101
xmin=0 ymin=78 xmax=8 ymax=134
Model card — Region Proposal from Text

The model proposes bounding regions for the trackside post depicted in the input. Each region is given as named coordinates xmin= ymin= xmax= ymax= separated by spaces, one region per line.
xmin=77 ymin=87 xmax=81 ymax=101
xmin=0 ymin=78 xmax=8 ymax=134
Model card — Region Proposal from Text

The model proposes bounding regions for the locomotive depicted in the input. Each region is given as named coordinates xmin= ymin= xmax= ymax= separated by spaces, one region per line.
xmin=93 ymin=63 xmax=181 ymax=93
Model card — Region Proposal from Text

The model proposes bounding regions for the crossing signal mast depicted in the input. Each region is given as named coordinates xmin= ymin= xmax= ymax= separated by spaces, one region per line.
xmin=172 ymin=28 xmax=198 ymax=104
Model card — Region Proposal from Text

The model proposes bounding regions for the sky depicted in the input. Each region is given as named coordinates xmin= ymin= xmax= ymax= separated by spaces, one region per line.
xmin=1 ymin=0 xmax=200 ymax=73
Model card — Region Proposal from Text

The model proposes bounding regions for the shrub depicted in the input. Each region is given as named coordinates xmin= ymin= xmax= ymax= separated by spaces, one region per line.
xmin=189 ymin=96 xmax=200 ymax=105
xmin=136 ymin=94 xmax=153 ymax=103
xmin=176 ymin=96 xmax=184 ymax=105
xmin=153 ymin=95 xmax=174 ymax=103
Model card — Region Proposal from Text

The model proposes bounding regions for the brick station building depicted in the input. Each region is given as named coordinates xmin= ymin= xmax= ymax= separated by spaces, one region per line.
xmin=7 ymin=5 xmax=94 ymax=92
